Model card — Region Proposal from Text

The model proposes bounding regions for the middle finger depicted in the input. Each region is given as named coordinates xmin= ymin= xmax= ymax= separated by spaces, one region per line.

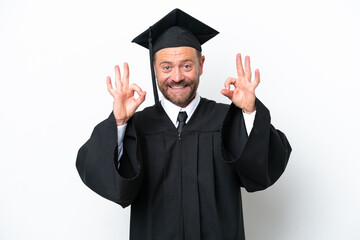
xmin=244 ymin=56 xmax=252 ymax=82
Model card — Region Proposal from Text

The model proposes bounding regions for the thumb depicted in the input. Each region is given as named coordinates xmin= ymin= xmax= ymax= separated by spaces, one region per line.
xmin=221 ymin=89 xmax=233 ymax=100
xmin=135 ymin=91 xmax=146 ymax=106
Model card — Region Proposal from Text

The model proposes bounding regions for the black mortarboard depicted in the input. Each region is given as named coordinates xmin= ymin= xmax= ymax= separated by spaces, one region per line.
xmin=132 ymin=8 xmax=219 ymax=105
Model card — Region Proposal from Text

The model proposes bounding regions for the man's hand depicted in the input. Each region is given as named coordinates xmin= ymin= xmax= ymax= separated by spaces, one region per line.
xmin=221 ymin=54 xmax=260 ymax=114
xmin=106 ymin=63 xmax=146 ymax=126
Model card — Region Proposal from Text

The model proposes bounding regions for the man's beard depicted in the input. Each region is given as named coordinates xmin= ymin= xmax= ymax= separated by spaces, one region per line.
xmin=159 ymin=79 xmax=198 ymax=107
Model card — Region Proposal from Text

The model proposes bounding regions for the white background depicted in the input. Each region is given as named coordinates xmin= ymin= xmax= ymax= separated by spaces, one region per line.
xmin=1 ymin=0 xmax=359 ymax=239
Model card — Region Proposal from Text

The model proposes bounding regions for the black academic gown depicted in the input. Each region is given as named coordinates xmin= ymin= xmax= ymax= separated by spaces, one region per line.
xmin=76 ymin=98 xmax=291 ymax=240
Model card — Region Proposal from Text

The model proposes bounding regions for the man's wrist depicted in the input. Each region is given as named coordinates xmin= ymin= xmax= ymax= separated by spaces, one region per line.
xmin=242 ymin=107 xmax=256 ymax=114
xmin=116 ymin=119 xmax=128 ymax=126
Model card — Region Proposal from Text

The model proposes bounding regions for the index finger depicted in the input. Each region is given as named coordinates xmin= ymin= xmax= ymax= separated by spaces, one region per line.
xmin=236 ymin=53 xmax=245 ymax=78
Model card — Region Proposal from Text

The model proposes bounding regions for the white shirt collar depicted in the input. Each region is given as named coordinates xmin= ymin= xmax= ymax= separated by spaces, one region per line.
xmin=160 ymin=93 xmax=201 ymax=127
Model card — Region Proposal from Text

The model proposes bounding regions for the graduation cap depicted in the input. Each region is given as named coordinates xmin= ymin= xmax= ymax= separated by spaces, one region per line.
xmin=132 ymin=8 xmax=219 ymax=105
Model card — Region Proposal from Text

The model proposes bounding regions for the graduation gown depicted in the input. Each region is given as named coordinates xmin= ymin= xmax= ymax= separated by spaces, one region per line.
xmin=76 ymin=98 xmax=291 ymax=240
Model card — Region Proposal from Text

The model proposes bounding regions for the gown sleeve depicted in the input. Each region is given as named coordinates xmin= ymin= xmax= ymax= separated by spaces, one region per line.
xmin=221 ymin=98 xmax=292 ymax=192
xmin=76 ymin=112 xmax=143 ymax=208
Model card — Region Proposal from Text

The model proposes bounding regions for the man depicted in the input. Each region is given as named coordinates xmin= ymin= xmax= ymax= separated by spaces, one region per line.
xmin=76 ymin=8 xmax=291 ymax=240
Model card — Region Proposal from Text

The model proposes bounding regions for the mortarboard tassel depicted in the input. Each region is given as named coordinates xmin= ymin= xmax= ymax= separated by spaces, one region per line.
xmin=148 ymin=27 xmax=160 ymax=106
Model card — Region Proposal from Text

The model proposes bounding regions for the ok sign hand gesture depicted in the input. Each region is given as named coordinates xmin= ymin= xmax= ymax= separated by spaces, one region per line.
xmin=106 ymin=63 xmax=146 ymax=126
xmin=221 ymin=54 xmax=260 ymax=114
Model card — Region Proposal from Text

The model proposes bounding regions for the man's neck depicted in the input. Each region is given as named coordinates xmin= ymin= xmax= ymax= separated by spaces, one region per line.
xmin=160 ymin=93 xmax=201 ymax=127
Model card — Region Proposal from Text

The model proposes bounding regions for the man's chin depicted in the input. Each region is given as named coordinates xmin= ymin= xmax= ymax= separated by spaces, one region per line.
xmin=166 ymin=94 xmax=195 ymax=107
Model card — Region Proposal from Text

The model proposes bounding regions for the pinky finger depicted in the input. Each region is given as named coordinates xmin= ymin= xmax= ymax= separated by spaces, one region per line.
xmin=253 ymin=69 xmax=260 ymax=88
xmin=106 ymin=76 xmax=115 ymax=96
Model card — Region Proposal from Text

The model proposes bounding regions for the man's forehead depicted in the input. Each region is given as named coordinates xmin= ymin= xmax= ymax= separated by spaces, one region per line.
xmin=154 ymin=47 xmax=199 ymax=62
xmin=156 ymin=46 xmax=198 ymax=55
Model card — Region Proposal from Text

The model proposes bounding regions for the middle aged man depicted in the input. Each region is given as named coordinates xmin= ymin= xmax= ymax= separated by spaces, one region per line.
xmin=76 ymin=8 xmax=292 ymax=240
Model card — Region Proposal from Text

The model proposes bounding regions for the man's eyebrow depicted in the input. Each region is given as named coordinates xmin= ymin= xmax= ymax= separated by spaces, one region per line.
xmin=159 ymin=59 xmax=195 ymax=65
xmin=182 ymin=59 xmax=195 ymax=63
xmin=159 ymin=61 xmax=172 ymax=65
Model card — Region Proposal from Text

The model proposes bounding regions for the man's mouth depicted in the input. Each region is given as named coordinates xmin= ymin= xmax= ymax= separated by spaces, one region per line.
xmin=169 ymin=85 xmax=186 ymax=89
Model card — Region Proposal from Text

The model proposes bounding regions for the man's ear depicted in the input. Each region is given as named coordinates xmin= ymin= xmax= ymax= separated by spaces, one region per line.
xmin=153 ymin=54 xmax=157 ymax=77
xmin=199 ymin=55 xmax=205 ymax=76
xmin=153 ymin=58 xmax=157 ymax=78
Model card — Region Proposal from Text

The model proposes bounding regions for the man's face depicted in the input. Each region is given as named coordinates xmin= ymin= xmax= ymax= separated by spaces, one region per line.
xmin=154 ymin=46 xmax=205 ymax=107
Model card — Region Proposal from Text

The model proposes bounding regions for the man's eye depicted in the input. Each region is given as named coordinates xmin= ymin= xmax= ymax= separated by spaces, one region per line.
xmin=163 ymin=66 xmax=170 ymax=71
xmin=184 ymin=64 xmax=192 ymax=69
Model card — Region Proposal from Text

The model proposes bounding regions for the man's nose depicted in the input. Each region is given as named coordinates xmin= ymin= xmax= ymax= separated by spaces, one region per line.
xmin=173 ymin=67 xmax=184 ymax=82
